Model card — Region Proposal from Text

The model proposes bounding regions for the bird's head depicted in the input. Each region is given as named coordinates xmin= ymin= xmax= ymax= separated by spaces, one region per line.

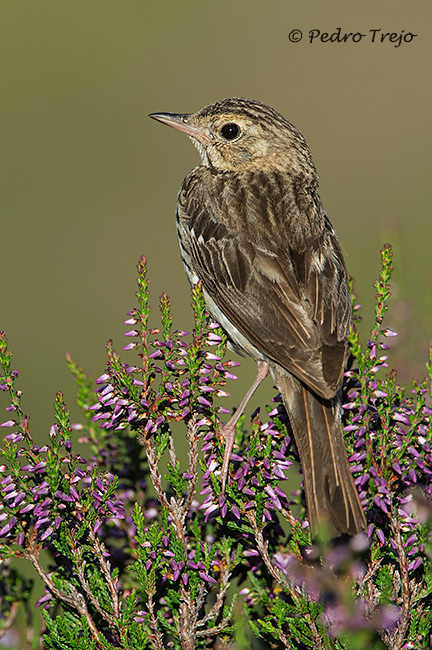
xmin=150 ymin=97 xmax=316 ymax=177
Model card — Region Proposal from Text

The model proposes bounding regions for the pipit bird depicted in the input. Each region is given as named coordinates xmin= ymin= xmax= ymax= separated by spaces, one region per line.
xmin=150 ymin=98 xmax=366 ymax=536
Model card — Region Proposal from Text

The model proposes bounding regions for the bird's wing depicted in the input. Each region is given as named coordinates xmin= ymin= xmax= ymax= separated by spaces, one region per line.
xmin=177 ymin=174 xmax=351 ymax=400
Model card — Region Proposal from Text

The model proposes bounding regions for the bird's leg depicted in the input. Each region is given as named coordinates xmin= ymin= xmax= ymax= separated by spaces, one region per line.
xmin=219 ymin=359 xmax=269 ymax=491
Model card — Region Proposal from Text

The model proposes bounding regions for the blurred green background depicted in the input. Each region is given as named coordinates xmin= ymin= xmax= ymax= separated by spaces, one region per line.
xmin=1 ymin=0 xmax=431 ymax=440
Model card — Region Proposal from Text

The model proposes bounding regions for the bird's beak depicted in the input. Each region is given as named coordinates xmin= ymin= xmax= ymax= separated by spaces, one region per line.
xmin=149 ymin=112 xmax=211 ymax=146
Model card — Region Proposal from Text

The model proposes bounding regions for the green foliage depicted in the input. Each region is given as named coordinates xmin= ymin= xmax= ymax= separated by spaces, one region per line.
xmin=0 ymin=247 xmax=431 ymax=649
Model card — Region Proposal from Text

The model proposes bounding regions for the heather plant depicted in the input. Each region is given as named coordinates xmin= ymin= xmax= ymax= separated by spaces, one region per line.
xmin=0 ymin=245 xmax=431 ymax=650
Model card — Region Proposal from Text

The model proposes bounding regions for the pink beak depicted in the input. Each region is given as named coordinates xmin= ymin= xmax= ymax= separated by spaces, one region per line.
xmin=149 ymin=112 xmax=211 ymax=146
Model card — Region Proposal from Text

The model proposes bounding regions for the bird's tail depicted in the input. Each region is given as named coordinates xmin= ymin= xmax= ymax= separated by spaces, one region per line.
xmin=273 ymin=370 xmax=366 ymax=537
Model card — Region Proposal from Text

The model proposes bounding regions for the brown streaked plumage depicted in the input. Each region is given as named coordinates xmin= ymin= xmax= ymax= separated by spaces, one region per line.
xmin=150 ymin=97 xmax=366 ymax=537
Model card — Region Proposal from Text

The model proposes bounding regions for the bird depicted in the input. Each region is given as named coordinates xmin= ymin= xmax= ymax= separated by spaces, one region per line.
xmin=149 ymin=97 xmax=366 ymax=537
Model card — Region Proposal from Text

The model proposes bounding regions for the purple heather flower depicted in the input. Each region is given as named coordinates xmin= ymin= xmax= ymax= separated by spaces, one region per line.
xmin=197 ymin=396 xmax=212 ymax=408
xmin=225 ymin=360 xmax=241 ymax=367
xmin=0 ymin=516 xmax=17 ymax=537
xmin=128 ymin=409 xmax=138 ymax=423
xmin=122 ymin=342 xmax=137 ymax=351
xmin=206 ymin=332 xmax=223 ymax=343
xmin=392 ymin=462 xmax=402 ymax=475
xmin=373 ymin=497 xmax=389 ymax=515
xmin=204 ymin=352 xmax=221 ymax=361
xmin=368 ymin=344 xmax=377 ymax=359
xmin=33 ymin=461 xmax=47 ymax=473
xmin=4 ymin=433 xmax=23 ymax=443
xmin=202 ymin=503 xmax=219 ymax=520
xmin=35 ymin=516 xmax=51 ymax=530
xmin=408 ymin=469 xmax=417 ymax=483
xmin=40 ymin=526 xmax=54 ymax=541
xmin=232 ymin=506 xmax=240 ymax=520
xmin=12 ymin=492 xmax=26 ymax=507
xmin=268 ymin=406 xmax=282 ymax=417
xmin=1 ymin=480 xmax=16 ymax=493
xmin=404 ymin=533 xmax=417 ymax=547
xmin=54 ymin=491 xmax=73 ymax=503
xmin=355 ymin=474 xmax=369 ymax=489
xmin=93 ymin=518 xmax=102 ymax=533
xmin=4 ymin=490 xmax=18 ymax=502
xmin=124 ymin=330 xmax=139 ymax=337
xmin=198 ymin=571 xmax=217 ymax=584
xmin=201 ymin=441 xmax=212 ymax=453
xmin=376 ymin=528 xmax=385 ymax=545
xmin=264 ymin=486 xmax=282 ymax=509
xmin=35 ymin=592 xmax=52 ymax=608
xmin=274 ymin=486 xmax=288 ymax=500
xmin=219 ymin=500 xmax=228 ymax=518
xmin=393 ymin=412 xmax=411 ymax=426
xmin=19 ymin=503 xmax=34 ymax=514
xmin=407 ymin=557 xmax=422 ymax=571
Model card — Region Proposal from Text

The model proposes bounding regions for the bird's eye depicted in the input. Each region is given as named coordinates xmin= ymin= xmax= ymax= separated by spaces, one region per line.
xmin=220 ymin=123 xmax=241 ymax=140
